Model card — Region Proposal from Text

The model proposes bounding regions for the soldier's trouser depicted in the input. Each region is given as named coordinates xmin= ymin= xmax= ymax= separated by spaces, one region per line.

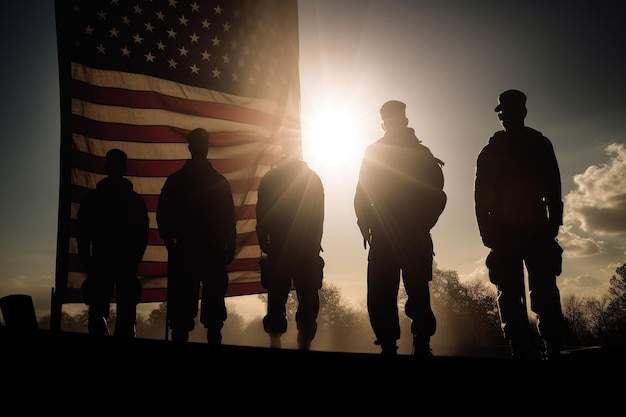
xmin=87 ymin=303 xmax=111 ymax=335
xmin=200 ymin=266 xmax=229 ymax=340
xmin=262 ymin=255 xmax=323 ymax=344
xmin=293 ymin=263 xmax=323 ymax=344
xmin=83 ymin=262 xmax=142 ymax=338
xmin=168 ymin=248 xmax=228 ymax=335
xmin=367 ymin=239 xmax=436 ymax=346
xmin=113 ymin=276 xmax=142 ymax=338
xmin=263 ymin=273 xmax=291 ymax=336
xmin=487 ymin=238 xmax=564 ymax=345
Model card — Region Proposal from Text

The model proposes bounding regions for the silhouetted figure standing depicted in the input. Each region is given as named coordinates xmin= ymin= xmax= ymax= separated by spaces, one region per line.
xmin=354 ymin=100 xmax=446 ymax=356
xmin=256 ymin=133 xmax=325 ymax=350
xmin=475 ymin=90 xmax=566 ymax=360
xmin=157 ymin=128 xmax=236 ymax=344
xmin=77 ymin=148 xmax=149 ymax=338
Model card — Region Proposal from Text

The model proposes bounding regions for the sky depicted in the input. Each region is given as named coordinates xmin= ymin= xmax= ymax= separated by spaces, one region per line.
xmin=1 ymin=1 xmax=625 ymax=325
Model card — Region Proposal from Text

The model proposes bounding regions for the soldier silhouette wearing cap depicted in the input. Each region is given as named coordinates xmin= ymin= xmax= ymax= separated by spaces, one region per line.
xmin=474 ymin=90 xmax=567 ymax=359
xmin=354 ymin=100 xmax=446 ymax=356
xmin=157 ymin=128 xmax=237 ymax=344
xmin=77 ymin=148 xmax=149 ymax=337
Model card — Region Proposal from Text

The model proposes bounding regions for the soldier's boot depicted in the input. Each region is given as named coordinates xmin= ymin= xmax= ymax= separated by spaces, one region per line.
xmin=509 ymin=339 xmax=541 ymax=360
xmin=269 ymin=333 xmax=282 ymax=348
xmin=412 ymin=335 xmax=433 ymax=357
xmin=380 ymin=343 xmax=398 ymax=355
xmin=543 ymin=340 xmax=562 ymax=360
xmin=171 ymin=328 xmax=189 ymax=343
xmin=206 ymin=329 xmax=222 ymax=345
xmin=88 ymin=315 xmax=109 ymax=336
xmin=297 ymin=333 xmax=312 ymax=351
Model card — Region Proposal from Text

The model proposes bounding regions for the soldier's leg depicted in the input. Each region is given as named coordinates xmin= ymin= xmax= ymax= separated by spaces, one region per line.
xmin=403 ymin=250 xmax=436 ymax=357
xmin=262 ymin=265 xmax=292 ymax=347
xmin=293 ymin=258 xmax=323 ymax=350
xmin=404 ymin=282 xmax=436 ymax=355
xmin=368 ymin=244 xmax=401 ymax=354
xmin=113 ymin=274 xmax=141 ymax=338
xmin=82 ymin=272 xmax=113 ymax=336
xmin=88 ymin=303 xmax=110 ymax=336
xmin=527 ymin=239 xmax=565 ymax=359
xmin=487 ymin=249 xmax=532 ymax=358
xmin=169 ymin=259 xmax=201 ymax=342
xmin=200 ymin=264 xmax=229 ymax=345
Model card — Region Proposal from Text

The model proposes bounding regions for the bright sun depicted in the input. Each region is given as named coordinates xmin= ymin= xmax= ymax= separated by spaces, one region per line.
xmin=301 ymin=105 xmax=364 ymax=178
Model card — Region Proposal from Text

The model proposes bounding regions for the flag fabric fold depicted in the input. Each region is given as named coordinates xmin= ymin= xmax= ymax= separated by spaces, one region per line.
xmin=54 ymin=0 xmax=301 ymax=305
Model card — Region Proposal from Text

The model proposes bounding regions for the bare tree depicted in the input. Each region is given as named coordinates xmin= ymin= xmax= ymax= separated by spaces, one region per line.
xmin=562 ymin=294 xmax=590 ymax=345
xmin=602 ymin=264 xmax=626 ymax=345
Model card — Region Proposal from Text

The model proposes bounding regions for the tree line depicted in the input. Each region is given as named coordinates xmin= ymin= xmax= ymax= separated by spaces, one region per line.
xmin=36 ymin=263 xmax=626 ymax=355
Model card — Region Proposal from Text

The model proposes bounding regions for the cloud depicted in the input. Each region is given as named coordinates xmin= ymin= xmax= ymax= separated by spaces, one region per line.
xmin=560 ymin=274 xmax=602 ymax=288
xmin=462 ymin=259 xmax=490 ymax=283
xmin=564 ymin=143 xmax=626 ymax=235
xmin=0 ymin=274 xmax=53 ymax=295
xmin=608 ymin=261 xmax=626 ymax=275
xmin=558 ymin=225 xmax=606 ymax=258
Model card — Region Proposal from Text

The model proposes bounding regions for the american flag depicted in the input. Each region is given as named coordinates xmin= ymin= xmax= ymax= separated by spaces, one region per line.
xmin=53 ymin=0 xmax=301 ymax=306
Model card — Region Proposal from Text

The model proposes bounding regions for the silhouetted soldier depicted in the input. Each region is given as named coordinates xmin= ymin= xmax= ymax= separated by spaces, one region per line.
xmin=157 ymin=128 xmax=236 ymax=344
xmin=475 ymin=89 xmax=566 ymax=360
xmin=256 ymin=132 xmax=325 ymax=350
xmin=77 ymin=148 xmax=149 ymax=338
xmin=354 ymin=100 xmax=446 ymax=356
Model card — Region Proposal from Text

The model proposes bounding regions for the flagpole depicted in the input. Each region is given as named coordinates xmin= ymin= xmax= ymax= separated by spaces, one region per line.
xmin=50 ymin=0 xmax=73 ymax=332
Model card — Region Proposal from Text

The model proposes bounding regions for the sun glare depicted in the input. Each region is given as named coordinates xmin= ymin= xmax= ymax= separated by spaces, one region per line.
xmin=302 ymin=105 xmax=363 ymax=177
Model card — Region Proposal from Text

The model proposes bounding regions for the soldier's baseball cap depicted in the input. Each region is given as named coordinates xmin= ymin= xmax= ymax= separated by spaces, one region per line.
xmin=494 ymin=89 xmax=527 ymax=112
xmin=380 ymin=100 xmax=407 ymax=121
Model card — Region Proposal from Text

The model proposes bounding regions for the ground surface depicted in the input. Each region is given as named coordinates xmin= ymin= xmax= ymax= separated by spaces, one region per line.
xmin=2 ymin=327 xmax=621 ymax=408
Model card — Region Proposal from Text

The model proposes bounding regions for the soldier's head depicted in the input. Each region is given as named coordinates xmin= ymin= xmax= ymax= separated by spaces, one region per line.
xmin=105 ymin=148 xmax=128 ymax=178
xmin=187 ymin=128 xmax=210 ymax=159
xmin=380 ymin=100 xmax=408 ymax=132
xmin=495 ymin=89 xmax=527 ymax=132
